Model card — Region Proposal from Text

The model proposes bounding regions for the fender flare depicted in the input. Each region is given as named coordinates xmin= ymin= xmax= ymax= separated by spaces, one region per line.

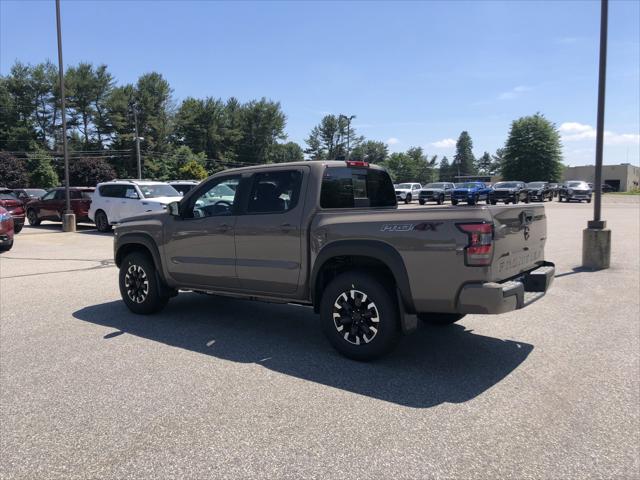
xmin=115 ymin=233 xmax=166 ymax=282
xmin=310 ymin=240 xmax=415 ymax=313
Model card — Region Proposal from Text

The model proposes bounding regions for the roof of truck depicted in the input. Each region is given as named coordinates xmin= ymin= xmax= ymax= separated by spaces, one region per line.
xmin=221 ymin=160 xmax=387 ymax=175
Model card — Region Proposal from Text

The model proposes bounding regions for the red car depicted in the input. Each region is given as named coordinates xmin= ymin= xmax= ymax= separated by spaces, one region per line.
xmin=0 ymin=206 xmax=15 ymax=251
xmin=0 ymin=188 xmax=25 ymax=233
xmin=26 ymin=187 xmax=95 ymax=226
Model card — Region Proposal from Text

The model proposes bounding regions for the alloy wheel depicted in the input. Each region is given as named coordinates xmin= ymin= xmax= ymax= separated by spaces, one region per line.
xmin=332 ymin=289 xmax=380 ymax=345
xmin=124 ymin=264 xmax=150 ymax=303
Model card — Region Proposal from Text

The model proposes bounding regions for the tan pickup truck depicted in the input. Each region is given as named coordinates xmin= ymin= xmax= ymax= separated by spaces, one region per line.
xmin=114 ymin=160 xmax=554 ymax=360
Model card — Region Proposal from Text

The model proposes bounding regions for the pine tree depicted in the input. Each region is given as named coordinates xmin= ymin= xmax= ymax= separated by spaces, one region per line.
xmin=453 ymin=131 xmax=476 ymax=177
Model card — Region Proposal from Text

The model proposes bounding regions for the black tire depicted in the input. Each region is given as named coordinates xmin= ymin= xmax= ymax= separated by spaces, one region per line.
xmin=490 ymin=200 xmax=497 ymax=205
xmin=13 ymin=223 xmax=23 ymax=234
xmin=320 ymin=271 xmax=400 ymax=361
xmin=404 ymin=194 xmax=411 ymax=204
xmin=418 ymin=313 xmax=466 ymax=326
xmin=437 ymin=195 xmax=444 ymax=205
xmin=119 ymin=252 xmax=170 ymax=314
xmin=513 ymin=196 xmax=519 ymax=204
xmin=558 ymin=196 xmax=563 ymax=202
xmin=27 ymin=209 xmax=40 ymax=226
xmin=524 ymin=194 xmax=530 ymax=204
xmin=468 ymin=195 xmax=477 ymax=206
xmin=419 ymin=199 xmax=425 ymax=205
xmin=587 ymin=198 xmax=592 ymax=203
xmin=0 ymin=239 xmax=13 ymax=252
xmin=451 ymin=199 xmax=458 ymax=206
xmin=95 ymin=210 xmax=112 ymax=233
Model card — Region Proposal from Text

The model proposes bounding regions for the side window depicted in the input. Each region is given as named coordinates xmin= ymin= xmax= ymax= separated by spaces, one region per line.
xmin=320 ymin=167 xmax=396 ymax=209
xmin=124 ymin=186 xmax=139 ymax=199
xmin=54 ymin=190 xmax=65 ymax=200
xmin=189 ymin=176 xmax=240 ymax=218
xmin=42 ymin=191 xmax=56 ymax=201
xmin=247 ymin=171 xmax=302 ymax=214
xmin=69 ymin=190 xmax=82 ymax=200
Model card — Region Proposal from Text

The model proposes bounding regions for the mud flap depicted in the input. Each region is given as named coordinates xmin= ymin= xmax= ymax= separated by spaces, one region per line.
xmin=397 ymin=289 xmax=418 ymax=334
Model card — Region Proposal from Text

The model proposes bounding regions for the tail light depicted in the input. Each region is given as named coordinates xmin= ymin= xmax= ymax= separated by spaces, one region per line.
xmin=346 ymin=160 xmax=369 ymax=167
xmin=457 ymin=222 xmax=493 ymax=266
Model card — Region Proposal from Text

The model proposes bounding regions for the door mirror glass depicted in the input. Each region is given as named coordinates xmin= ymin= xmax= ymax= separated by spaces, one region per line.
xmin=167 ymin=201 xmax=180 ymax=217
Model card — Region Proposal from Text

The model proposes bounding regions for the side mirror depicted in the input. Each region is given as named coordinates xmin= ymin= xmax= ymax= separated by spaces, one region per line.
xmin=167 ymin=201 xmax=180 ymax=217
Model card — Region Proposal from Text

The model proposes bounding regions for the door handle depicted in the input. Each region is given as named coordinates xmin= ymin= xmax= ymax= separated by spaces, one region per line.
xmin=280 ymin=223 xmax=296 ymax=232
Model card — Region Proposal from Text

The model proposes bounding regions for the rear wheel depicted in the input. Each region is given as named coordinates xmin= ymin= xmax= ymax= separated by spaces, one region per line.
xmin=119 ymin=252 xmax=170 ymax=314
xmin=95 ymin=210 xmax=112 ymax=233
xmin=437 ymin=195 xmax=444 ymax=205
xmin=27 ymin=209 xmax=40 ymax=226
xmin=321 ymin=271 xmax=400 ymax=361
xmin=513 ymin=196 xmax=519 ymax=204
xmin=418 ymin=313 xmax=466 ymax=326
xmin=490 ymin=200 xmax=497 ymax=205
xmin=419 ymin=199 xmax=425 ymax=205
xmin=524 ymin=194 xmax=530 ymax=204
xmin=451 ymin=199 xmax=458 ymax=206
xmin=0 ymin=240 xmax=13 ymax=252
xmin=13 ymin=223 xmax=23 ymax=234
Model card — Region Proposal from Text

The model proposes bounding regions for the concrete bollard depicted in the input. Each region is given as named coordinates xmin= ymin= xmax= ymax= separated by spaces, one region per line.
xmin=582 ymin=228 xmax=611 ymax=270
xmin=62 ymin=213 xmax=77 ymax=232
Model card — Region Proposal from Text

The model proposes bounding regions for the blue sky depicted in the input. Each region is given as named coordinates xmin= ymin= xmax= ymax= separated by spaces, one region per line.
xmin=1 ymin=0 xmax=639 ymax=166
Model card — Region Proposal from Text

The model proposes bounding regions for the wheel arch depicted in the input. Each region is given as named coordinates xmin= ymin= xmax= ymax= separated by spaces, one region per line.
xmin=310 ymin=240 xmax=415 ymax=314
xmin=115 ymin=234 xmax=164 ymax=279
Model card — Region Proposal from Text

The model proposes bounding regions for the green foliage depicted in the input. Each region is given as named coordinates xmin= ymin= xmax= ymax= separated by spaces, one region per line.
xmin=350 ymin=140 xmax=389 ymax=164
xmin=266 ymin=142 xmax=304 ymax=163
xmin=383 ymin=147 xmax=438 ymax=183
xmin=26 ymin=149 xmax=59 ymax=188
xmin=453 ymin=131 xmax=476 ymax=177
xmin=438 ymin=156 xmax=452 ymax=181
xmin=305 ymin=114 xmax=361 ymax=160
xmin=501 ymin=113 xmax=563 ymax=182
xmin=68 ymin=157 xmax=116 ymax=186
xmin=0 ymin=152 xmax=29 ymax=187
xmin=178 ymin=159 xmax=208 ymax=180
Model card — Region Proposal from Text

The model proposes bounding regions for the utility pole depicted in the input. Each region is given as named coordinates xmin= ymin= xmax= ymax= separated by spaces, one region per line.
xmin=583 ymin=0 xmax=610 ymax=269
xmin=55 ymin=0 xmax=75 ymax=232
xmin=133 ymin=106 xmax=142 ymax=179
xmin=339 ymin=114 xmax=356 ymax=160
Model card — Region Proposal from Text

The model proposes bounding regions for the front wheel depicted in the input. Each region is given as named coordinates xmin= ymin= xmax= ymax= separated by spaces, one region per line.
xmin=27 ymin=209 xmax=41 ymax=226
xmin=451 ymin=199 xmax=459 ymax=206
xmin=13 ymin=223 xmax=23 ymax=234
xmin=418 ymin=313 xmax=466 ymax=326
xmin=419 ymin=199 xmax=425 ymax=205
xmin=404 ymin=194 xmax=411 ymax=204
xmin=524 ymin=194 xmax=530 ymax=204
xmin=119 ymin=252 xmax=170 ymax=314
xmin=490 ymin=200 xmax=497 ymax=205
xmin=321 ymin=271 xmax=400 ymax=361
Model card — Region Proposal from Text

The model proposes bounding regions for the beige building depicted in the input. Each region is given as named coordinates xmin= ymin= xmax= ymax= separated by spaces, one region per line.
xmin=562 ymin=163 xmax=640 ymax=192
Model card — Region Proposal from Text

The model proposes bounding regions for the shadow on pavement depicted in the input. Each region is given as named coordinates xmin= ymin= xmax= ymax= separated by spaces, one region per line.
xmin=555 ymin=266 xmax=591 ymax=278
xmin=73 ymin=293 xmax=533 ymax=408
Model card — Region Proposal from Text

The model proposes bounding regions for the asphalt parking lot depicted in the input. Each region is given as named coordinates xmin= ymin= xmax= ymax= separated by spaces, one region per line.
xmin=1 ymin=196 xmax=639 ymax=479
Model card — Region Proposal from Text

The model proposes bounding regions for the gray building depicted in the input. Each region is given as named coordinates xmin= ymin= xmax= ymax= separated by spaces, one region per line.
xmin=562 ymin=163 xmax=640 ymax=192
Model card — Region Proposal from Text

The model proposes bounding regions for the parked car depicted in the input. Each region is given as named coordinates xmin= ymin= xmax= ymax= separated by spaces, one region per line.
xmin=451 ymin=181 xmax=491 ymax=205
xmin=168 ymin=180 xmax=200 ymax=196
xmin=89 ymin=180 xmax=182 ymax=232
xmin=0 ymin=188 xmax=25 ymax=233
xmin=547 ymin=183 xmax=560 ymax=198
xmin=26 ymin=187 xmax=94 ymax=226
xmin=114 ymin=160 xmax=555 ymax=360
xmin=559 ymin=181 xmax=592 ymax=203
xmin=0 ymin=206 xmax=15 ymax=251
xmin=489 ymin=181 xmax=530 ymax=205
xmin=418 ymin=182 xmax=456 ymax=205
xmin=601 ymin=183 xmax=616 ymax=193
xmin=525 ymin=182 xmax=553 ymax=202
xmin=394 ymin=182 xmax=422 ymax=204
xmin=11 ymin=188 xmax=47 ymax=203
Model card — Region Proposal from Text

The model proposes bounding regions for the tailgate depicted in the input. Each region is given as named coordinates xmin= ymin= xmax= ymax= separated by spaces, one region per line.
xmin=490 ymin=205 xmax=547 ymax=281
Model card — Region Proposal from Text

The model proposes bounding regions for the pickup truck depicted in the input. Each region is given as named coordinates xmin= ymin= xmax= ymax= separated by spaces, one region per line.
xmin=114 ymin=160 xmax=555 ymax=360
xmin=451 ymin=181 xmax=492 ymax=205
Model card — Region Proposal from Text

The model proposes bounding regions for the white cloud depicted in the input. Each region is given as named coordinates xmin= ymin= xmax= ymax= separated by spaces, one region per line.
xmin=498 ymin=85 xmax=531 ymax=100
xmin=386 ymin=137 xmax=399 ymax=145
xmin=560 ymin=122 xmax=640 ymax=145
xmin=430 ymin=138 xmax=456 ymax=148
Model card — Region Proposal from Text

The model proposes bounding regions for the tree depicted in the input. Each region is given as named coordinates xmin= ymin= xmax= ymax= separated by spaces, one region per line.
xmin=0 ymin=152 xmax=29 ymax=187
xmin=350 ymin=140 xmax=388 ymax=164
xmin=453 ymin=131 xmax=476 ymax=178
xmin=438 ymin=156 xmax=452 ymax=181
xmin=134 ymin=72 xmax=174 ymax=154
xmin=266 ymin=142 xmax=304 ymax=163
xmin=237 ymin=98 xmax=286 ymax=164
xmin=501 ymin=113 xmax=563 ymax=182
xmin=491 ymin=148 xmax=505 ymax=175
xmin=383 ymin=152 xmax=414 ymax=182
xmin=178 ymin=159 xmax=208 ymax=180
xmin=305 ymin=114 xmax=360 ymax=160
xmin=475 ymin=151 xmax=493 ymax=174
xmin=26 ymin=149 xmax=59 ymax=188
xmin=68 ymin=157 xmax=116 ymax=186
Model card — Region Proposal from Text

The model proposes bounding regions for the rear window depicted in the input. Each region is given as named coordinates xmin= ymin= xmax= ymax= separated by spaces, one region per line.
xmin=0 ymin=193 xmax=18 ymax=200
xmin=320 ymin=167 xmax=396 ymax=209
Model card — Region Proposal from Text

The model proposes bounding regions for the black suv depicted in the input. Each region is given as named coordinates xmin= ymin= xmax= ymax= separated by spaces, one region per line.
xmin=418 ymin=182 xmax=456 ymax=205
xmin=489 ymin=181 xmax=530 ymax=204
xmin=526 ymin=182 xmax=553 ymax=202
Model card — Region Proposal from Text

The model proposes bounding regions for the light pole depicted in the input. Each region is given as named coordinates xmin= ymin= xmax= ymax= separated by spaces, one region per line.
xmin=133 ymin=106 xmax=142 ymax=179
xmin=339 ymin=114 xmax=356 ymax=160
xmin=582 ymin=0 xmax=610 ymax=269
xmin=55 ymin=0 xmax=75 ymax=232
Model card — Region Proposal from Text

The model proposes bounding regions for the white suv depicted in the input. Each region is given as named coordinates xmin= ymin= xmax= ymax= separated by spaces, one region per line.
xmin=89 ymin=180 xmax=182 ymax=232
xmin=394 ymin=182 xmax=422 ymax=204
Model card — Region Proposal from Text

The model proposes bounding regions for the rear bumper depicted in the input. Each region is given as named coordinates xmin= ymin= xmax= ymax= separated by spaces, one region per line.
xmin=456 ymin=262 xmax=555 ymax=314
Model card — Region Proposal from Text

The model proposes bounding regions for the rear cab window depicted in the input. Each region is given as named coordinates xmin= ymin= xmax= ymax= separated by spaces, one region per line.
xmin=320 ymin=166 xmax=396 ymax=209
